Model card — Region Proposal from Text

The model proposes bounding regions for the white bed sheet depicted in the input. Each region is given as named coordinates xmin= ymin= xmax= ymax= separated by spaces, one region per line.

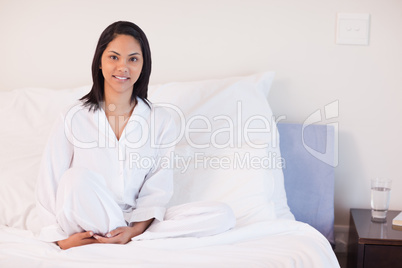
xmin=0 ymin=220 xmax=339 ymax=268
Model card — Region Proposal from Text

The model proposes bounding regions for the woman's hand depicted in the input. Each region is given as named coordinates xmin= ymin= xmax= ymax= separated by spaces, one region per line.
xmin=94 ymin=219 xmax=154 ymax=244
xmin=57 ymin=231 xmax=99 ymax=250
xmin=93 ymin=226 xmax=141 ymax=244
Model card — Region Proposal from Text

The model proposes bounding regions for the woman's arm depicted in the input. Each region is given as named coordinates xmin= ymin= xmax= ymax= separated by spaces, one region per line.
xmin=93 ymin=218 xmax=154 ymax=244
xmin=57 ymin=231 xmax=99 ymax=250
xmin=127 ymin=109 xmax=177 ymax=224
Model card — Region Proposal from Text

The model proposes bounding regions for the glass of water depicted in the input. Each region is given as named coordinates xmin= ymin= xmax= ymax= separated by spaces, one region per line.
xmin=371 ymin=178 xmax=392 ymax=222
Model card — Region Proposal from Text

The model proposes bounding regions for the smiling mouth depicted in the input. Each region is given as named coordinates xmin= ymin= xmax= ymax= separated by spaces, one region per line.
xmin=113 ymin=75 xmax=129 ymax=80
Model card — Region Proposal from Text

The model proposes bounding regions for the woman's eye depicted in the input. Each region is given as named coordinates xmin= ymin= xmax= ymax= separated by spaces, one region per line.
xmin=110 ymin=56 xmax=118 ymax=60
xmin=130 ymin=57 xmax=137 ymax=62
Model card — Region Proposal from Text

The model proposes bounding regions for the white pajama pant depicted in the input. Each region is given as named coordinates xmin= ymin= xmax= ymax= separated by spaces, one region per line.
xmin=55 ymin=168 xmax=236 ymax=240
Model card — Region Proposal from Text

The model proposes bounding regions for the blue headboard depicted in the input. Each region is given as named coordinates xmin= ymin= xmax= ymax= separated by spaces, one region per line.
xmin=277 ymin=123 xmax=335 ymax=246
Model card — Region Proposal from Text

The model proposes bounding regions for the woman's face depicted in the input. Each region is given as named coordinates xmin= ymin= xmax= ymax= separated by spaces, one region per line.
xmin=100 ymin=34 xmax=143 ymax=99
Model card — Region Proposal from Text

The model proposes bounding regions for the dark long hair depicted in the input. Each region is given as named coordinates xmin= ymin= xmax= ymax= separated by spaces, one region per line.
xmin=80 ymin=21 xmax=152 ymax=110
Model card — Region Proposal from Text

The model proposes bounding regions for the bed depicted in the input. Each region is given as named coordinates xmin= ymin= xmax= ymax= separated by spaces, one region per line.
xmin=0 ymin=72 xmax=340 ymax=267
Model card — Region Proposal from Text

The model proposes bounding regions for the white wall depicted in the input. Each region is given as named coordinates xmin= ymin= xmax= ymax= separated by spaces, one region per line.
xmin=1 ymin=0 xmax=401 ymax=226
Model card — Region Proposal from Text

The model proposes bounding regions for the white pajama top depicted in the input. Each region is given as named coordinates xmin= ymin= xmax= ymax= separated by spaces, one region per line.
xmin=35 ymin=98 xmax=176 ymax=242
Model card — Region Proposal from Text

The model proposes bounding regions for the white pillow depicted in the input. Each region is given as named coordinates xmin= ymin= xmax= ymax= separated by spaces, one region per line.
xmin=148 ymin=72 xmax=294 ymax=224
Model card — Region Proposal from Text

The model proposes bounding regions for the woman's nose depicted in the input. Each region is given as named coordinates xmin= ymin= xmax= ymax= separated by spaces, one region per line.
xmin=117 ymin=61 xmax=128 ymax=72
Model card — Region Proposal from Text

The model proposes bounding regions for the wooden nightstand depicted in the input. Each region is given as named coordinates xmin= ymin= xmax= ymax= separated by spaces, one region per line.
xmin=347 ymin=208 xmax=402 ymax=268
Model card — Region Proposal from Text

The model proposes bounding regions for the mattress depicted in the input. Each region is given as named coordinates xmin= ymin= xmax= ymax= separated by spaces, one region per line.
xmin=0 ymin=220 xmax=339 ymax=267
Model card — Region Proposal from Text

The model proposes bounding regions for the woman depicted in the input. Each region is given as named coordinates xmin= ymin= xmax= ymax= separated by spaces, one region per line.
xmin=36 ymin=21 xmax=235 ymax=250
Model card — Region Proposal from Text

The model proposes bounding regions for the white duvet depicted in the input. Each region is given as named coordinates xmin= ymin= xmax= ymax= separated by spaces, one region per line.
xmin=0 ymin=220 xmax=339 ymax=268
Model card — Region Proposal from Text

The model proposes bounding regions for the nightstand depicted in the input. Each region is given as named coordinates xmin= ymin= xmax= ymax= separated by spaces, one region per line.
xmin=347 ymin=208 xmax=402 ymax=268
